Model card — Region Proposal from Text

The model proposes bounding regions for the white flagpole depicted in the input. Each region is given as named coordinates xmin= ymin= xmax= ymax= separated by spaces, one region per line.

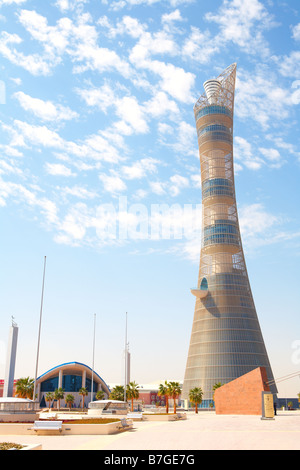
xmin=124 ymin=312 xmax=127 ymax=403
xmin=33 ymin=256 xmax=47 ymax=402
xmin=91 ymin=313 xmax=96 ymax=403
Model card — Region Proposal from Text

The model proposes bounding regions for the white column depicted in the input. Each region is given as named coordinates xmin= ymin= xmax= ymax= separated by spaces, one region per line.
xmin=58 ymin=369 xmax=63 ymax=388
xmin=3 ymin=321 xmax=18 ymax=398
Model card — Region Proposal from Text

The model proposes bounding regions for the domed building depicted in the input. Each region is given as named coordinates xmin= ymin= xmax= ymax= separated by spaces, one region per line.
xmin=35 ymin=362 xmax=110 ymax=409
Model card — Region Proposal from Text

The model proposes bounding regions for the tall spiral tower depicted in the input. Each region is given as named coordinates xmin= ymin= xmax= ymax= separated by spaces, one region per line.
xmin=182 ymin=64 xmax=277 ymax=404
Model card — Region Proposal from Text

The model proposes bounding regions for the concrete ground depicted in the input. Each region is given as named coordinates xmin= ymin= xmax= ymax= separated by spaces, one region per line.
xmin=1 ymin=410 xmax=300 ymax=451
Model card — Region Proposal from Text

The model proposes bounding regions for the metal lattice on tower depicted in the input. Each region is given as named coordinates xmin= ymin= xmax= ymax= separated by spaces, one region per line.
xmin=182 ymin=64 xmax=277 ymax=403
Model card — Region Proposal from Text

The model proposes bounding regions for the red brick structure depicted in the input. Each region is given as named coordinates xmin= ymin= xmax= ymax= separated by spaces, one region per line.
xmin=0 ymin=380 xmax=17 ymax=398
xmin=214 ymin=367 xmax=271 ymax=415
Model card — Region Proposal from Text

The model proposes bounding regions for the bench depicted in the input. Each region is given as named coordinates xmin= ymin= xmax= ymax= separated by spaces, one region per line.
xmin=118 ymin=418 xmax=133 ymax=430
xmin=127 ymin=412 xmax=143 ymax=420
xmin=31 ymin=421 xmax=63 ymax=434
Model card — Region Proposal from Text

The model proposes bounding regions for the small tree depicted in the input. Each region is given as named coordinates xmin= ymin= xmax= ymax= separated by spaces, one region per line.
xmin=45 ymin=392 xmax=54 ymax=410
xmin=15 ymin=377 xmax=34 ymax=399
xmin=79 ymin=387 xmax=88 ymax=410
xmin=96 ymin=390 xmax=105 ymax=401
xmin=126 ymin=381 xmax=140 ymax=412
xmin=65 ymin=394 xmax=75 ymax=409
xmin=189 ymin=387 xmax=203 ymax=414
xmin=109 ymin=385 xmax=125 ymax=401
xmin=54 ymin=388 xmax=65 ymax=410
xmin=212 ymin=382 xmax=222 ymax=400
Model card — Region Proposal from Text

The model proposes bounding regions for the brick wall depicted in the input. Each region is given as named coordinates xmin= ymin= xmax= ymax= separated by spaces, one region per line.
xmin=214 ymin=367 xmax=270 ymax=415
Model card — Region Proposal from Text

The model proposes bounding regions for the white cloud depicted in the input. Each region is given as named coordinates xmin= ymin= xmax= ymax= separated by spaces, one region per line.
xmin=205 ymin=0 xmax=274 ymax=57
xmin=122 ymin=157 xmax=159 ymax=180
xmin=292 ymin=23 xmax=300 ymax=41
xmin=0 ymin=0 xmax=27 ymax=5
xmin=115 ymin=96 xmax=149 ymax=134
xmin=149 ymin=181 xmax=167 ymax=195
xmin=59 ymin=185 xmax=98 ymax=199
xmin=75 ymin=83 xmax=116 ymax=113
xmin=99 ymin=172 xmax=127 ymax=193
xmin=0 ymin=31 xmax=53 ymax=76
xmin=15 ymin=120 xmax=64 ymax=148
xmin=169 ymin=174 xmax=189 ymax=196
xmin=259 ymin=147 xmax=280 ymax=162
xmin=45 ymin=162 xmax=76 ymax=177
xmin=0 ymin=177 xmax=58 ymax=224
xmin=161 ymin=9 xmax=183 ymax=24
xmin=55 ymin=0 xmax=87 ymax=12
xmin=105 ymin=0 xmax=194 ymax=9
xmin=182 ymin=26 xmax=219 ymax=64
xmin=18 ymin=9 xmax=72 ymax=57
xmin=276 ymin=51 xmax=300 ymax=79
xmin=14 ymin=92 xmax=78 ymax=122
xmin=144 ymin=91 xmax=179 ymax=117
xmin=2 ymin=119 xmax=124 ymax=164
xmin=160 ymin=120 xmax=197 ymax=157
xmin=234 ymin=136 xmax=264 ymax=170
xmin=239 ymin=203 xmax=281 ymax=247
xmin=235 ymin=68 xmax=299 ymax=129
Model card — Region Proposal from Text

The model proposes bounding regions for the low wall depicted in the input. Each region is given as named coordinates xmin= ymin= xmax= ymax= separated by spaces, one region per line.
xmin=214 ymin=367 xmax=270 ymax=415
xmin=0 ymin=413 xmax=39 ymax=423
xmin=142 ymin=413 xmax=186 ymax=421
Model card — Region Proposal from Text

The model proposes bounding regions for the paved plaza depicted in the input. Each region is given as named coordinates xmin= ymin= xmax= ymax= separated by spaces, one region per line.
xmin=1 ymin=410 xmax=300 ymax=451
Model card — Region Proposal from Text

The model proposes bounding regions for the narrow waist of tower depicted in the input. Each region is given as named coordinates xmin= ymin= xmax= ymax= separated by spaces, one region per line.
xmin=195 ymin=104 xmax=240 ymax=256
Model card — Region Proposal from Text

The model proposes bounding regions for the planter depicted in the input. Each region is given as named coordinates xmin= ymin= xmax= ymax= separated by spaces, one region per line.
xmin=0 ymin=419 xmax=131 ymax=436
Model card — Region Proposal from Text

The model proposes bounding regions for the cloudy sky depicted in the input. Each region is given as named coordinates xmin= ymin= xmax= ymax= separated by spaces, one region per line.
xmin=0 ymin=0 xmax=299 ymax=397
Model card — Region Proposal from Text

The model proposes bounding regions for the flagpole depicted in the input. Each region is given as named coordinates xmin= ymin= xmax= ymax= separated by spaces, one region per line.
xmin=33 ymin=256 xmax=47 ymax=402
xmin=91 ymin=313 xmax=96 ymax=403
xmin=124 ymin=312 xmax=127 ymax=403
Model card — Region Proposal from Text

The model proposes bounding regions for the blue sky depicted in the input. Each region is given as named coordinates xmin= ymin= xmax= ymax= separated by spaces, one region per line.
xmin=0 ymin=0 xmax=299 ymax=398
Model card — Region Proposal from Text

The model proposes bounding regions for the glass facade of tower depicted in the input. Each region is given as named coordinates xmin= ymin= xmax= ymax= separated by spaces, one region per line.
xmin=182 ymin=64 xmax=277 ymax=402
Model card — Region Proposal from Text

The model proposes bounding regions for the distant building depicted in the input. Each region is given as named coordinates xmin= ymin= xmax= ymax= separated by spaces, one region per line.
xmin=109 ymin=381 xmax=182 ymax=408
xmin=35 ymin=362 xmax=110 ymax=408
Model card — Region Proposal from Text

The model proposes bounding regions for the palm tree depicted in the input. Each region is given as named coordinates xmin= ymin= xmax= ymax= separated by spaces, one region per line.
xmin=158 ymin=381 xmax=170 ymax=413
xmin=65 ymin=394 xmax=75 ymax=409
xmin=189 ymin=387 xmax=203 ymax=414
xmin=212 ymin=382 xmax=222 ymax=400
xmin=79 ymin=387 xmax=88 ymax=410
xmin=96 ymin=390 xmax=105 ymax=401
xmin=126 ymin=381 xmax=140 ymax=412
xmin=168 ymin=381 xmax=181 ymax=414
xmin=45 ymin=392 xmax=54 ymax=410
xmin=15 ymin=377 xmax=34 ymax=399
xmin=109 ymin=385 xmax=125 ymax=401
xmin=54 ymin=388 xmax=65 ymax=410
